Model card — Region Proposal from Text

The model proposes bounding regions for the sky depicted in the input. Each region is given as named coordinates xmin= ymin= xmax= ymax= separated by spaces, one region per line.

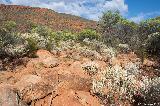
xmin=0 ymin=0 xmax=160 ymax=23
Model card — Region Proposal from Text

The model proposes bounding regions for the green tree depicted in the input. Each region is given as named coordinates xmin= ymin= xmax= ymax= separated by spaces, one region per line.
xmin=145 ymin=32 xmax=160 ymax=56
xmin=98 ymin=11 xmax=123 ymax=46
xmin=138 ymin=18 xmax=160 ymax=59
xmin=99 ymin=11 xmax=138 ymax=49
xmin=117 ymin=19 xmax=139 ymax=50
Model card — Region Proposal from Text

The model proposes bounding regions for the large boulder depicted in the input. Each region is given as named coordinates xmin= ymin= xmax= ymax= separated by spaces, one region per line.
xmin=27 ymin=50 xmax=59 ymax=68
xmin=15 ymin=75 xmax=55 ymax=103
xmin=0 ymin=84 xmax=27 ymax=106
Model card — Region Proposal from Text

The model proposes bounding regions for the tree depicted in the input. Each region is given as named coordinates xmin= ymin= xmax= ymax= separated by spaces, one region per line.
xmin=117 ymin=19 xmax=138 ymax=45
xmin=139 ymin=18 xmax=160 ymax=43
xmin=98 ymin=11 xmax=138 ymax=49
xmin=145 ymin=32 xmax=160 ymax=56
xmin=98 ymin=11 xmax=123 ymax=46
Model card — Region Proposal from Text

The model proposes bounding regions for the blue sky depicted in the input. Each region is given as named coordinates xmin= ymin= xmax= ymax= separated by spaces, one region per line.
xmin=126 ymin=0 xmax=160 ymax=22
xmin=0 ymin=0 xmax=160 ymax=23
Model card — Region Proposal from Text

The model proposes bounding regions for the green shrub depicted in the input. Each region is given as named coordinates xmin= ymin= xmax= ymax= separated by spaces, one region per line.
xmin=22 ymin=33 xmax=55 ymax=52
xmin=25 ymin=26 xmax=57 ymax=51
xmin=136 ymin=18 xmax=160 ymax=59
xmin=3 ymin=21 xmax=17 ymax=32
xmin=26 ymin=37 xmax=38 ymax=52
xmin=145 ymin=32 xmax=160 ymax=56
xmin=98 ymin=11 xmax=138 ymax=49
xmin=0 ymin=29 xmax=29 ymax=58
xmin=31 ymin=26 xmax=53 ymax=38
xmin=77 ymin=29 xmax=99 ymax=41
xmin=55 ymin=31 xmax=75 ymax=41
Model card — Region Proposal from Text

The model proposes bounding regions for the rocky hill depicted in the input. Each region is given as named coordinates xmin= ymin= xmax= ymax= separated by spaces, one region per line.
xmin=0 ymin=4 xmax=96 ymax=32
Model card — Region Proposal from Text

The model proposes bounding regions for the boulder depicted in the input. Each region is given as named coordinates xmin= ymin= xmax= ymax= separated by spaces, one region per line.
xmin=27 ymin=50 xmax=59 ymax=68
xmin=15 ymin=75 xmax=55 ymax=103
xmin=0 ymin=84 xmax=27 ymax=106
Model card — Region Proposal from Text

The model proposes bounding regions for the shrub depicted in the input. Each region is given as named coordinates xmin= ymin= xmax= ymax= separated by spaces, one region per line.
xmin=0 ymin=29 xmax=29 ymax=58
xmin=118 ymin=44 xmax=130 ymax=53
xmin=133 ymin=77 xmax=160 ymax=105
xmin=77 ymin=29 xmax=99 ymax=41
xmin=82 ymin=61 xmax=99 ymax=75
xmin=145 ymin=32 xmax=160 ymax=56
xmin=22 ymin=33 xmax=56 ymax=52
xmin=99 ymin=11 xmax=138 ymax=49
xmin=31 ymin=26 xmax=53 ymax=38
xmin=3 ymin=21 xmax=17 ymax=32
xmin=139 ymin=19 xmax=160 ymax=41
xmin=91 ymin=61 xmax=146 ymax=105
xmin=55 ymin=31 xmax=75 ymax=41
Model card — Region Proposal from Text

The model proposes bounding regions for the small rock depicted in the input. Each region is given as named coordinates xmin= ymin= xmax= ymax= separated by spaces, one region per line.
xmin=36 ymin=50 xmax=53 ymax=59
xmin=42 ymin=57 xmax=59 ymax=68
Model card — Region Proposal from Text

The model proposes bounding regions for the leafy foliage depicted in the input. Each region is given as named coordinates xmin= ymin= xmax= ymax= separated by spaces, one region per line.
xmin=99 ymin=11 xmax=160 ymax=58
xmin=145 ymin=32 xmax=160 ymax=56
xmin=0 ymin=28 xmax=29 ymax=58
xmin=99 ymin=11 xmax=138 ymax=49
xmin=3 ymin=21 xmax=17 ymax=32
xmin=77 ymin=29 xmax=99 ymax=41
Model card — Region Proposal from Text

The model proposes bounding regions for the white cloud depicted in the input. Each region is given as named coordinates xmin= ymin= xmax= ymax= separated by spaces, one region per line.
xmin=130 ymin=12 xmax=160 ymax=23
xmin=129 ymin=13 xmax=145 ymax=23
xmin=0 ymin=0 xmax=128 ymax=20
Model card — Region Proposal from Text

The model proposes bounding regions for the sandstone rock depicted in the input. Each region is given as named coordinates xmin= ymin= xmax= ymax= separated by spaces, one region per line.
xmin=51 ymin=90 xmax=101 ymax=106
xmin=36 ymin=49 xmax=53 ymax=59
xmin=0 ymin=84 xmax=27 ymax=106
xmin=42 ymin=57 xmax=59 ymax=68
xmin=31 ymin=90 xmax=101 ymax=106
xmin=27 ymin=50 xmax=59 ymax=68
xmin=31 ymin=94 xmax=54 ymax=106
xmin=58 ymin=74 xmax=92 ymax=92
xmin=15 ymin=75 xmax=55 ymax=103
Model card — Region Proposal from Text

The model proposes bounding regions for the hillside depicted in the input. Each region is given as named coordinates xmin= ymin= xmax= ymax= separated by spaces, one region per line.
xmin=0 ymin=4 xmax=96 ymax=32
xmin=0 ymin=3 xmax=160 ymax=106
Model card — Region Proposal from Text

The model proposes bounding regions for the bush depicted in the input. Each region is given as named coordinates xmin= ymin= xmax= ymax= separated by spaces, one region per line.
xmin=145 ymin=32 xmax=160 ymax=56
xmin=91 ymin=62 xmax=145 ymax=105
xmin=3 ymin=21 xmax=17 ymax=32
xmin=136 ymin=18 xmax=160 ymax=59
xmin=77 ymin=29 xmax=99 ymax=41
xmin=0 ymin=29 xmax=29 ymax=58
xmin=54 ymin=31 xmax=75 ymax=42
xmin=21 ymin=33 xmax=56 ymax=52
xmin=31 ymin=26 xmax=53 ymax=38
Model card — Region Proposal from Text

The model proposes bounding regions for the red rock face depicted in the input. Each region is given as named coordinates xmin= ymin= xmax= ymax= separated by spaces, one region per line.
xmin=0 ymin=4 xmax=96 ymax=33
